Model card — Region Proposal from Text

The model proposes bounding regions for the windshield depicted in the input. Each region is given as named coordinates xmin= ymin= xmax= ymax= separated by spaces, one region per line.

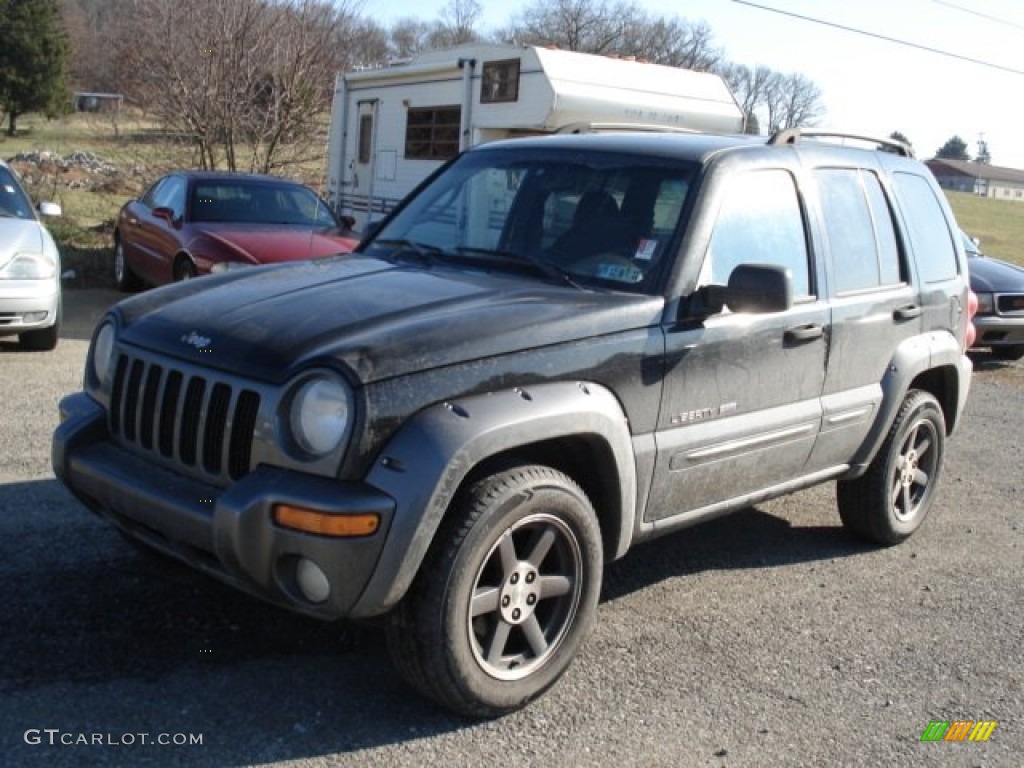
xmin=0 ymin=166 xmax=36 ymax=220
xmin=190 ymin=181 xmax=339 ymax=228
xmin=366 ymin=147 xmax=697 ymax=293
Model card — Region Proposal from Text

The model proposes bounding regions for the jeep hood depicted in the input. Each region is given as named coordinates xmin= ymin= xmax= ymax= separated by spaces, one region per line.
xmin=115 ymin=255 xmax=665 ymax=383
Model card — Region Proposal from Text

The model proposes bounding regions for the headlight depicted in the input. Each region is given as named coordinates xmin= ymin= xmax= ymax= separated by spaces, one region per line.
xmin=0 ymin=252 xmax=56 ymax=280
xmin=975 ymin=291 xmax=994 ymax=314
xmin=289 ymin=375 xmax=351 ymax=456
xmin=92 ymin=322 xmax=117 ymax=387
xmin=210 ymin=261 xmax=254 ymax=274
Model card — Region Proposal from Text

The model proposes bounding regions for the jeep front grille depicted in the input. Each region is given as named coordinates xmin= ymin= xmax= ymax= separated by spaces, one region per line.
xmin=109 ymin=353 xmax=261 ymax=482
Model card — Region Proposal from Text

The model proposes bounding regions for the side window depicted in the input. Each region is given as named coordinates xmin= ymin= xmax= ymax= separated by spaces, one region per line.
xmin=893 ymin=172 xmax=958 ymax=283
xmin=702 ymin=169 xmax=811 ymax=298
xmin=152 ymin=176 xmax=186 ymax=218
xmin=816 ymin=168 xmax=903 ymax=293
xmin=141 ymin=179 xmax=166 ymax=209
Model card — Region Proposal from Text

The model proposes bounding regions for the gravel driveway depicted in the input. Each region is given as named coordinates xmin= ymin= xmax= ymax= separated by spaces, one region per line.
xmin=1 ymin=287 xmax=1021 ymax=767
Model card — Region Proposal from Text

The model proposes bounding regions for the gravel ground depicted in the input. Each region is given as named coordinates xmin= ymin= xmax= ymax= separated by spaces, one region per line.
xmin=1 ymin=288 xmax=1021 ymax=767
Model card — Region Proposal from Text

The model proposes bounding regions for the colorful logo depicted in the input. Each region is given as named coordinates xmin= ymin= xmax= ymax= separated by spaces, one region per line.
xmin=920 ymin=720 xmax=997 ymax=742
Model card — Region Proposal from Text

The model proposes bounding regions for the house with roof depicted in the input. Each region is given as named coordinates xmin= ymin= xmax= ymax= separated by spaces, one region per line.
xmin=925 ymin=158 xmax=1024 ymax=202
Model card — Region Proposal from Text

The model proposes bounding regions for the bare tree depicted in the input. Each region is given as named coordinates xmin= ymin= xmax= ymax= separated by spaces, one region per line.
xmin=619 ymin=17 xmax=722 ymax=70
xmin=125 ymin=0 xmax=360 ymax=173
xmin=432 ymin=0 xmax=483 ymax=47
xmin=718 ymin=63 xmax=823 ymax=134
xmin=501 ymin=0 xmax=721 ymax=70
xmin=347 ymin=18 xmax=391 ymax=68
xmin=389 ymin=17 xmax=435 ymax=58
xmin=502 ymin=0 xmax=637 ymax=54
xmin=762 ymin=72 xmax=823 ymax=132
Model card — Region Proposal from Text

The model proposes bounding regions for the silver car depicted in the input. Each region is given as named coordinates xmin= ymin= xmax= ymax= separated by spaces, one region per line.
xmin=0 ymin=160 xmax=62 ymax=350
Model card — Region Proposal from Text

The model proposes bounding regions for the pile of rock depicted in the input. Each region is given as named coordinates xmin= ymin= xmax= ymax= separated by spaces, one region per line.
xmin=7 ymin=150 xmax=144 ymax=194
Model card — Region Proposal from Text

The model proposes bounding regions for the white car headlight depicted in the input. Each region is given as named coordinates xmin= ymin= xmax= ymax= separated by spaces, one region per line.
xmin=0 ymin=252 xmax=56 ymax=280
xmin=975 ymin=291 xmax=994 ymax=314
xmin=92 ymin=322 xmax=117 ymax=387
xmin=210 ymin=261 xmax=254 ymax=274
xmin=289 ymin=375 xmax=351 ymax=456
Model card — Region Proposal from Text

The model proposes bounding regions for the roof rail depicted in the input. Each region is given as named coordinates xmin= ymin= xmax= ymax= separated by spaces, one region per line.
xmin=768 ymin=128 xmax=915 ymax=158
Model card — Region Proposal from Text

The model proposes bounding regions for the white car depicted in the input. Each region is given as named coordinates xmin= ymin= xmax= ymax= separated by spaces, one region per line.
xmin=0 ymin=159 xmax=62 ymax=351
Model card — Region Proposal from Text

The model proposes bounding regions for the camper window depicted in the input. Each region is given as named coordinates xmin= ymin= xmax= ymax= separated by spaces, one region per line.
xmin=358 ymin=115 xmax=373 ymax=164
xmin=481 ymin=59 xmax=520 ymax=103
xmin=406 ymin=106 xmax=461 ymax=160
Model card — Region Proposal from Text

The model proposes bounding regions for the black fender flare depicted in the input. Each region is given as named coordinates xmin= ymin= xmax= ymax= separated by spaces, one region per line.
xmin=350 ymin=380 xmax=637 ymax=617
xmin=848 ymin=331 xmax=971 ymax=474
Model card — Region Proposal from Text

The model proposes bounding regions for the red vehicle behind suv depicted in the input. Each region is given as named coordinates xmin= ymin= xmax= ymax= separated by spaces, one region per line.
xmin=113 ymin=171 xmax=358 ymax=290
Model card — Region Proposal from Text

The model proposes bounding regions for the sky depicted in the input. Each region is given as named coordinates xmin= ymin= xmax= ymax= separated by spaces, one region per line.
xmin=364 ymin=0 xmax=1024 ymax=169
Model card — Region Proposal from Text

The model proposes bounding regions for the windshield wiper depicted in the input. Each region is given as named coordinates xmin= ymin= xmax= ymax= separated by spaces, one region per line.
xmin=453 ymin=246 xmax=584 ymax=289
xmin=374 ymin=238 xmax=450 ymax=267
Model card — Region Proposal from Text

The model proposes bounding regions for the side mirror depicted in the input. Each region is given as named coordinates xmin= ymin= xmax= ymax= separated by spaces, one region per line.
xmin=687 ymin=263 xmax=794 ymax=319
xmin=726 ymin=263 xmax=793 ymax=313
xmin=152 ymin=206 xmax=176 ymax=223
xmin=38 ymin=201 xmax=62 ymax=217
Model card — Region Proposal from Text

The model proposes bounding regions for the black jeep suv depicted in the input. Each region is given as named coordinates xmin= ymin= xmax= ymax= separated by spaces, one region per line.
xmin=54 ymin=129 xmax=974 ymax=717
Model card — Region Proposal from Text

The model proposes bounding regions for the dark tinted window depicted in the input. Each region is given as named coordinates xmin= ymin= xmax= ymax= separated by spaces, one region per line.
xmin=893 ymin=172 xmax=958 ymax=283
xmin=702 ymin=169 xmax=811 ymax=298
xmin=481 ymin=59 xmax=520 ymax=103
xmin=358 ymin=114 xmax=373 ymax=164
xmin=816 ymin=169 xmax=903 ymax=293
xmin=405 ymin=106 xmax=461 ymax=160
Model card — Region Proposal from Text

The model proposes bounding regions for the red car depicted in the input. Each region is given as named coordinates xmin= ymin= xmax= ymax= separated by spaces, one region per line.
xmin=113 ymin=171 xmax=358 ymax=290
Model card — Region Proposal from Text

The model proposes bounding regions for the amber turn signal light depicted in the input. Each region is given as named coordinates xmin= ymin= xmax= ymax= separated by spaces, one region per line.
xmin=272 ymin=504 xmax=380 ymax=537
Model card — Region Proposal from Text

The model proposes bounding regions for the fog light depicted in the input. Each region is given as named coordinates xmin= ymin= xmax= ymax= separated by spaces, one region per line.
xmin=296 ymin=558 xmax=330 ymax=604
xmin=23 ymin=311 xmax=47 ymax=323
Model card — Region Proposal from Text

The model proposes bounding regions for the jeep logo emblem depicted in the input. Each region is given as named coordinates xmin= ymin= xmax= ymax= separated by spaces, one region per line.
xmin=181 ymin=331 xmax=211 ymax=350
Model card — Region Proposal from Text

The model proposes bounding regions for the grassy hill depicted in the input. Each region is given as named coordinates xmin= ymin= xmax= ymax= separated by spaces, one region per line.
xmin=946 ymin=191 xmax=1024 ymax=266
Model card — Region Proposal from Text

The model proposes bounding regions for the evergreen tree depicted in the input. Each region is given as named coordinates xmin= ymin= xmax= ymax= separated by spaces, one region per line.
xmin=935 ymin=135 xmax=970 ymax=161
xmin=0 ymin=0 xmax=70 ymax=136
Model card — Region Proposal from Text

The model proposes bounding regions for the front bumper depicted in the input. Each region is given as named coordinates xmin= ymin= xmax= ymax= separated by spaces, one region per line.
xmin=973 ymin=313 xmax=1024 ymax=349
xmin=53 ymin=392 xmax=395 ymax=620
xmin=0 ymin=279 xmax=60 ymax=333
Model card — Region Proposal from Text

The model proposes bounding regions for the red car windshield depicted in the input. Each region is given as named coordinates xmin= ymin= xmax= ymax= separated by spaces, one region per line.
xmin=190 ymin=181 xmax=338 ymax=228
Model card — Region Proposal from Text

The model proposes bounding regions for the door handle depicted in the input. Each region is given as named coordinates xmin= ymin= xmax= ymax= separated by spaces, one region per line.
xmin=893 ymin=304 xmax=922 ymax=321
xmin=784 ymin=323 xmax=824 ymax=344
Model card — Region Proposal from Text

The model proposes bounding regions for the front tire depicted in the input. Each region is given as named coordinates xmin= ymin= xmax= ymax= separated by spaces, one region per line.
xmin=19 ymin=300 xmax=60 ymax=351
xmin=837 ymin=390 xmax=946 ymax=545
xmin=385 ymin=464 xmax=603 ymax=718
xmin=114 ymin=237 xmax=142 ymax=292
xmin=173 ymin=257 xmax=197 ymax=281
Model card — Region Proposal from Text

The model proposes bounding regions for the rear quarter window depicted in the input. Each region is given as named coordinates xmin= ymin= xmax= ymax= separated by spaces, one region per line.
xmin=893 ymin=172 xmax=958 ymax=283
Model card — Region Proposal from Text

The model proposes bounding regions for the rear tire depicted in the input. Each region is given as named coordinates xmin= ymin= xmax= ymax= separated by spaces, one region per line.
xmin=992 ymin=345 xmax=1024 ymax=362
xmin=837 ymin=390 xmax=945 ymax=545
xmin=385 ymin=464 xmax=603 ymax=718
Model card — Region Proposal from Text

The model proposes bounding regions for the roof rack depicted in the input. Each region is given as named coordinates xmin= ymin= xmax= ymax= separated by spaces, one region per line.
xmin=768 ymin=128 xmax=915 ymax=158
